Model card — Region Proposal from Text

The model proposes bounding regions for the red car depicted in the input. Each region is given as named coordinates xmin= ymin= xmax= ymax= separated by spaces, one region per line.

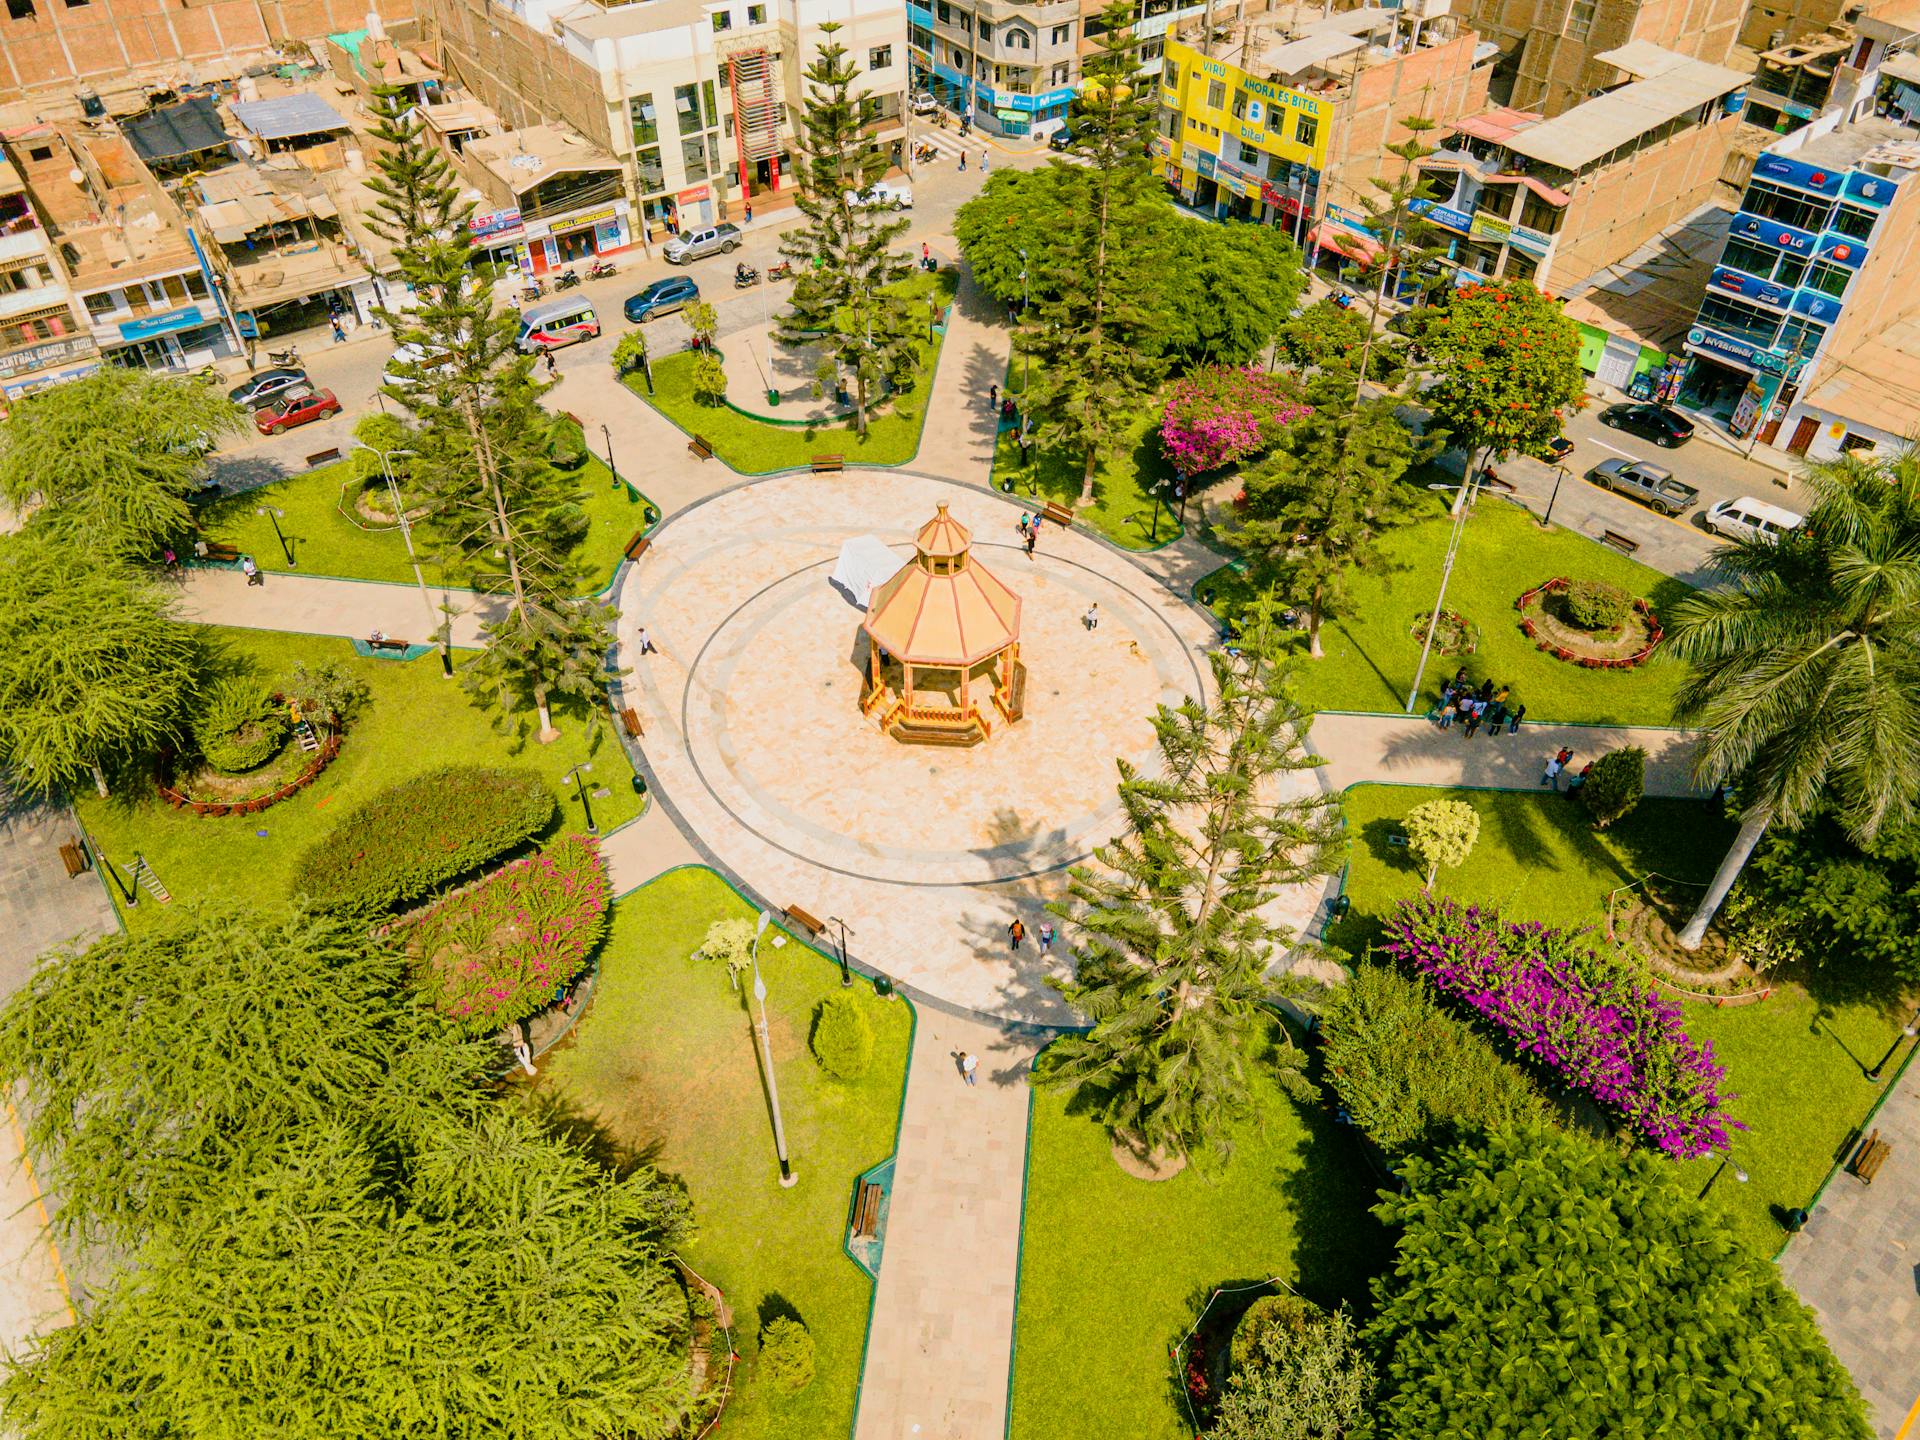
xmin=254 ymin=386 xmax=341 ymax=435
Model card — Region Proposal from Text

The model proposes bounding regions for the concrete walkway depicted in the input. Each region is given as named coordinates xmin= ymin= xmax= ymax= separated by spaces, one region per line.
xmin=0 ymin=1093 xmax=72 ymax=1362
xmin=1310 ymin=712 xmax=1702 ymax=797
xmin=913 ymin=260 xmax=1012 ymax=488
xmin=1777 ymin=1053 xmax=1920 ymax=1439
xmin=172 ymin=566 xmax=505 ymax=648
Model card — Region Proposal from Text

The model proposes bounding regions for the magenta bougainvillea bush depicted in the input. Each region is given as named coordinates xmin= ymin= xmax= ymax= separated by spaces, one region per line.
xmin=402 ymin=833 xmax=610 ymax=1037
xmin=1158 ymin=366 xmax=1311 ymax=477
xmin=1383 ymin=895 xmax=1736 ymax=1159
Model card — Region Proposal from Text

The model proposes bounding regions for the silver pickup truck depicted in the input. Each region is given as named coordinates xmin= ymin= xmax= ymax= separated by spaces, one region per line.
xmin=1586 ymin=458 xmax=1700 ymax=517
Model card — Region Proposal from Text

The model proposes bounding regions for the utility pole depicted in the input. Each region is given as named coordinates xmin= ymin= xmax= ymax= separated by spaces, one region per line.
xmin=750 ymin=911 xmax=798 ymax=1187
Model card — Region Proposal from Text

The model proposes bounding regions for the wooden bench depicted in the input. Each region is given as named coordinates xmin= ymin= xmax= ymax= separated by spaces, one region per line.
xmin=1601 ymin=528 xmax=1641 ymax=555
xmin=199 ymin=541 xmax=241 ymax=564
xmin=851 ymin=1180 xmax=884 ymax=1239
xmin=1849 ymin=1127 xmax=1893 ymax=1184
xmin=687 ymin=434 xmax=715 ymax=461
xmin=1040 ymin=500 xmax=1074 ymax=528
xmin=58 ymin=840 xmax=88 ymax=878
xmin=624 ymin=532 xmax=651 ymax=562
xmin=784 ymin=904 xmax=825 ymax=939
xmin=811 ymin=454 xmax=845 ymax=474
xmin=305 ymin=447 xmax=343 ymax=468
xmin=620 ymin=706 xmax=644 ymax=739
xmin=367 ymin=636 xmax=412 ymax=654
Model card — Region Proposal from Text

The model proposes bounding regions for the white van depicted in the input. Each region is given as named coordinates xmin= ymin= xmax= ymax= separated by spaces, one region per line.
xmin=517 ymin=298 xmax=600 ymax=352
xmin=1705 ymin=495 xmax=1805 ymax=544
xmin=384 ymin=341 xmax=455 ymax=390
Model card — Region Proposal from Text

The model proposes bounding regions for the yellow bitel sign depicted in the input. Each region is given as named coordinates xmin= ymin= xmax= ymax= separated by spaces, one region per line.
xmin=1164 ymin=41 xmax=1332 ymax=170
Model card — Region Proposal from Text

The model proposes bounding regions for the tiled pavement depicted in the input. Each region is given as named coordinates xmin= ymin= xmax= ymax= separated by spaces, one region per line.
xmin=1777 ymin=1053 xmax=1920 ymax=1439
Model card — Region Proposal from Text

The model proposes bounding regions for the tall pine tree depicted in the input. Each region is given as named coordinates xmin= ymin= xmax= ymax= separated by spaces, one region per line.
xmin=364 ymin=86 xmax=617 ymax=740
xmin=1035 ymin=600 xmax=1341 ymax=1169
xmin=777 ymin=26 xmax=918 ymax=436
xmin=1023 ymin=1 xmax=1170 ymax=504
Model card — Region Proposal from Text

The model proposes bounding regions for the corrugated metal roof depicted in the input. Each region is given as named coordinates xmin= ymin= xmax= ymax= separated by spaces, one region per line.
xmin=1502 ymin=56 xmax=1748 ymax=171
xmin=123 ymin=97 xmax=231 ymax=162
xmin=229 ymin=95 xmax=351 ymax=141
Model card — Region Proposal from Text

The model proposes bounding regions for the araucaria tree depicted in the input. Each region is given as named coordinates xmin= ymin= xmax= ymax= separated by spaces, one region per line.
xmin=0 ymin=904 xmax=697 ymax=1438
xmin=365 ymin=85 xmax=617 ymax=740
xmin=1666 ymin=448 xmax=1920 ymax=947
xmin=1367 ymin=1124 xmax=1872 ymax=1439
xmin=1035 ymin=601 xmax=1341 ymax=1168
xmin=0 ymin=534 xmax=197 ymax=796
xmin=1023 ymin=2 xmax=1170 ymax=504
xmin=777 ymin=25 xmax=917 ymax=435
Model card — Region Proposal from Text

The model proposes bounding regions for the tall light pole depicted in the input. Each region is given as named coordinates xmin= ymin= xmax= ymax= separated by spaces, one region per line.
xmin=1697 ymin=1155 xmax=1749 ymax=1201
xmin=1404 ymin=475 xmax=1482 ymax=714
xmin=1867 ymin=1003 xmax=1920 ymax=1082
xmin=255 ymin=505 xmax=293 ymax=567
xmin=1017 ymin=248 xmax=1030 ymax=394
xmin=601 ymin=423 xmax=622 ymax=490
xmin=561 ymin=761 xmax=596 ymax=833
xmin=751 ymin=910 xmax=797 ymax=1187
xmin=1542 ymin=462 xmax=1569 ymax=529
xmin=354 ymin=441 xmax=453 ymax=679
xmin=827 ymin=914 xmax=854 ymax=988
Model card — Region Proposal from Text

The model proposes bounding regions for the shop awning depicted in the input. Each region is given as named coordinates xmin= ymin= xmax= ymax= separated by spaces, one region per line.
xmin=1308 ymin=222 xmax=1382 ymax=264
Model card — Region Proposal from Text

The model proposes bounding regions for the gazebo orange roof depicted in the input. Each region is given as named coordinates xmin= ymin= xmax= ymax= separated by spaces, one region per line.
xmin=864 ymin=505 xmax=1021 ymax=667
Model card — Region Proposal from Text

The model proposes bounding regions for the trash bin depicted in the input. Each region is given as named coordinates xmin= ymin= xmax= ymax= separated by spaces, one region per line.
xmin=766 ymin=388 xmax=780 ymax=406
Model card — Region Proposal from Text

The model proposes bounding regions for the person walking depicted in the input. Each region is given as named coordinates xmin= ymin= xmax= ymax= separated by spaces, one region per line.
xmin=637 ymin=625 xmax=658 ymax=655
xmin=1039 ymin=922 xmax=1054 ymax=954
xmin=544 ymin=349 xmax=558 ymax=379
xmin=1083 ymin=604 xmax=1099 ymax=631
xmin=959 ymin=1051 xmax=978 ymax=1086
xmin=980 ymin=150 xmax=989 ymax=173
xmin=1024 ymin=524 xmax=1037 ymax=558
xmin=958 ymin=151 xmax=967 ymax=172
xmin=1485 ymin=700 xmax=1507 ymax=736
xmin=1461 ymin=698 xmax=1482 ymax=738
xmin=1452 ymin=665 xmax=1471 ymax=690
xmin=1507 ymin=703 xmax=1526 ymax=734
xmin=1018 ymin=510 xmax=1031 ymax=536
xmin=241 ymin=555 xmax=262 ymax=587
xmin=1438 ymin=697 xmax=1457 ymax=730
xmin=1541 ymin=753 xmax=1563 ymax=788
xmin=1477 ymin=678 xmax=1496 ymax=704
xmin=330 ymin=313 xmax=347 ymax=344
xmin=1567 ymin=760 xmax=1593 ymax=794
xmin=1008 ymin=918 xmax=1025 ymax=951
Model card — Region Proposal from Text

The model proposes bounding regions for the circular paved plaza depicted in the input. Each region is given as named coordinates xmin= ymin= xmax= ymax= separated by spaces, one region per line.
xmin=615 ymin=471 xmax=1218 ymax=1023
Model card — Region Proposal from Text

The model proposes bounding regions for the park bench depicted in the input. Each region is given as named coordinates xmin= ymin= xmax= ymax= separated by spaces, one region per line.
xmin=1601 ymin=528 xmax=1641 ymax=555
xmin=687 ymin=435 xmax=715 ymax=461
xmin=58 ymin=839 xmax=88 ymax=878
xmin=620 ymin=706 xmax=644 ymax=739
xmin=368 ymin=636 xmax=411 ymax=654
xmin=1849 ymin=1128 xmax=1893 ymax=1185
xmin=624 ymin=532 xmax=651 ymax=562
xmin=784 ymin=904 xmax=825 ymax=939
xmin=1041 ymin=500 xmax=1074 ymax=528
xmin=199 ymin=540 xmax=242 ymax=564
xmin=851 ymin=1180 xmax=884 ymax=1239
xmin=305 ymin=447 xmax=343 ymax=468
xmin=812 ymin=454 xmax=845 ymax=474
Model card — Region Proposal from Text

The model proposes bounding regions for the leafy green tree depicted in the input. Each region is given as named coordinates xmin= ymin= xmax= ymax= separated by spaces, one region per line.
xmin=1212 ymin=1304 xmax=1373 ymax=1440
xmin=1367 ymin=1124 xmax=1871 ymax=1439
xmin=691 ymin=351 xmax=729 ymax=407
xmin=685 ymin=299 xmax=720 ymax=352
xmin=1666 ymin=450 xmax=1920 ymax=948
xmin=0 ymin=535 xmax=197 ymax=797
xmin=1723 ymin=808 xmax=1920 ymax=980
xmin=1023 ymin=3 xmax=1170 ymax=504
xmin=953 ymin=165 xmax=1085 ymax=301
xmin=1035 ymin=600 xmax=1341 ymax=1168
xmin=776 ymin=24 xmax=917 ymax=436
xmin=613 ymin=329 xmax=652 ymax=380
xmin=1578 ymin=745 xmax=1646 ymax=829
xmin=1406 ymin=280 xmax=1583 ymax=514
xmin=1273 ymin=298 xmax=1404 ymax=387
xmin=1160 ymin=221 xmax=1304 ymax=366
xmin=1402 ymin=797 xmax=1479 ymax=887
xmin=0 ymin=904 xmax=697 ymax=1439
xmin=0 ymin=368 xmax=242 ymax=558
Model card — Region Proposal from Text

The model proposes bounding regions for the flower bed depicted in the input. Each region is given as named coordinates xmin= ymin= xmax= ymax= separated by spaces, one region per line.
xmin=157 ymin=698 xmax=342 ymax=818
xmin=1159 ymin=366 xmax=1310 ymax=476
xmin=1383 ymin=894 xmax=1736 ymax=1158
xmin=401 ymin=833 xmax=610 ymax=1037
xmin=1516 ymin=577 xmax=1663 ymax=669
xmin=1410 ymin=608 xmax=1477 ymax=656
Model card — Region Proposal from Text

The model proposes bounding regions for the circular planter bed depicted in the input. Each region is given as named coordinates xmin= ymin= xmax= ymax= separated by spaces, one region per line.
xmin=1516 ymin=577 xmax=1663 ymax=669
xmin=1410 ymin=608 xmax=1478 ymax=656
xmin=156 ymin=699 xmax=343 ymax=817
xmin=350 ymin=477 xmax=432 ymax=526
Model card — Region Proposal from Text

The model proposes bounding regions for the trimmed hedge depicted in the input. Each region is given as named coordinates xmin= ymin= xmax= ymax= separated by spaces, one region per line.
xmin=809 ymin=991 xmax=876 ymax=1080
xmin=194 ymin=680 xmax=287 ymax=774
xmin=297 ymin=765 xmax=556 ymax=912
xmin=1564 ymin=579 xmax=1631 ymax=631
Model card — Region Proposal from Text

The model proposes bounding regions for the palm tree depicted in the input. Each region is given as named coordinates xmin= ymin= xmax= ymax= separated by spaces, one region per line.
xmin=1666 ymin=449 xmax=1920 ymax=948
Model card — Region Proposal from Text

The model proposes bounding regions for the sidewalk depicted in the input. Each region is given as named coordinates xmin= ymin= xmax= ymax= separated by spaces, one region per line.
xmin=912 ymin=262 xmax=1013 ymax=487
xmin=0 ymin=1093 xmax=72 ymax=1360
xmin=172 ymin=567 xmax=506 ymax=647
xmin=1309 ymin=712 xmax=1702 ymax=797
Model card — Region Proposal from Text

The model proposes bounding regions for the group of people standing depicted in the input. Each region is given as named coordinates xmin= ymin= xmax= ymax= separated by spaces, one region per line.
xmin=1434 ymin=669 xmax=1526 ymax=738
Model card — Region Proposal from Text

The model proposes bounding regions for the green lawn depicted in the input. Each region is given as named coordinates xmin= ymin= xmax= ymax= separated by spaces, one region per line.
xmin=629 ymin=270 xmax=958 ymax=473
xmin=198 ymin=446 xmax=653 ymax=596
xmin=1334 ymin=782 xmax=1909 ymax=1257
xmin=79 ymin=627 xmax=638 ymax=924
xmin=1010 ymin=1019 xmax=1388 ymax=1440
xmin=539 ymin=868 xmax=912 ymax=1439
xmin=992 ymin=338 xmax=1184 ymax=551
xmin=1203 ymin=484 xmax=1695 ymax=725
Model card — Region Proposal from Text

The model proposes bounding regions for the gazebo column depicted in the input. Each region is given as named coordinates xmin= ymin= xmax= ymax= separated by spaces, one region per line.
xmin=903 ymin=661 xmax=914 ymax=711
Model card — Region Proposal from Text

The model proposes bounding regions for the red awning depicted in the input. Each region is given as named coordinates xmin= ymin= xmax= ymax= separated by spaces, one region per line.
xmin=1307 ymin=222 xmax=1383 ymax=265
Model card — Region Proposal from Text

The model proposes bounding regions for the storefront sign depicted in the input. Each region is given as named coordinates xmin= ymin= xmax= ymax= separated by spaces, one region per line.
xmin=1195 ymin=151 xmax=1218 ymax=180
xmin=1791 ymin=288 xmax=1844 ymax=322
xmin=1710 ymin=267 xmax=1793 ymax=308
xmin=1508 ymin=223 xmax=1553 ymax=259
xmin=470 ymin=207 xmax=523 ymax=241
xmin=1150 ymin=136 xmax=1172 ymax=159
xmin=1469 ymin=211 xmax=1512 ymax=243
xmin=1325 ymin=204 xmax=1375 ymax=237
xmin=677 ymin=185 xmax=711 ymax=205
xmin=1687 ymin=325 xmax=1808 ymax=379
xmin=1411 ymin=198 xmax=1473 ymax=233
xmin=117 ymin=305 xmax=206 ymax=342
xmin=1000 ymin=87 xmax=1075 ymax=114
xmin=1753 ymin=152 xmax=1846 ymax=196
xmin=1729 ymin=210 xmax=1815 ymax=254
xmin=1844 ymin=169 xmax=1899 ymax=208
xmin=0 ymin=334 xmax=95 ymax=379
xmin=1815 ymin=234 xmax=1868 ymax=269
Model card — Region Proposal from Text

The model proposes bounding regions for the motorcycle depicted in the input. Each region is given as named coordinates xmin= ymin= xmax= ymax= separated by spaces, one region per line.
xmin=520 ymin=278 xmax=546 ymax=303
xmin=267 ymin=345 xmax=300 ymax=367
xmin=587 ymin=257 xmax=617 ymax=280
xmin=553 ymin=268 xmax=582 ymax=291
xmin=767 ymin=259 xmax=794 ymax=281
xmin=913 ymin=142 xmax=937 ymax=164
xmin=733 ymin=264 xmax=761 ymax=289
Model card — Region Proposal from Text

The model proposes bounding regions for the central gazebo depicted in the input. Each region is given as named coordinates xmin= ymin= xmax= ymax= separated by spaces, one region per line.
xmin=860 ymin=505 xmax=1025 ymax=745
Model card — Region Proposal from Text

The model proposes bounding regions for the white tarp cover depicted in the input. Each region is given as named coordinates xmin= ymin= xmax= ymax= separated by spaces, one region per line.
xmin=832 ymin=536 xmax=906 ymax=608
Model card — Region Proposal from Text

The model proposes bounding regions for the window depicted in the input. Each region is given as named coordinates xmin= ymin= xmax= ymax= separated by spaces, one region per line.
xmin=1295 ymin=113 xmax=1318 ymax=149
xmin=869 ymin=44 xmax=893 ymax=68
xmin=1698 ymin=292 xmax=1783 ymax=348
xmin=703 ymin=80 xmax=718 ymax=128
xmin=1051 ymin=63 xmax=1069 ymax=85
xmin=1778 ymin=316 xmax=1827 ymax=355
xmin=681 ymin=133 xmax=710 ymax=182
xmin=83 ymin=290 xmax=119 ymax=317
xmin=4 ymin=0 xmax=34 ymax=20
xmin=711 ymin=10 xmax=731 ymax=31
xmin=1829 ymin=202 xmax=1876 ymax=240
xmin=1051 ymin=22 xmax=1070 ymax=43
xmin=185 ymin=271 xmax=207 ymax=299
xmin=910 ymin=24 xmax=932 ymax=50
xmin=636 ymin=146 xmax=665 ymax=193
xmin=935 ymin=0 xmax=951 ymax=19
xmin=630 ymin=93 xmax=659 ymax=146
xmin=1006 ymin=28 xmax=1029 ymax=48
xmin=674 ymin=83 xmax=702 ymax=133
xmin=1206 ymin=79 xmax=1226 ymax=109
xmin=1138 ymin=36 xmax=1163 ymax=61
xmin=1743 ymin=178 xmax=1831 ymax=232
xmin=26 ymin=144 xmax=51 ymax=161
xmin=977 ymin=21 xmax=991 ymax=41
xmin=1565 ymin=0 xmax=1595 ymax=39
xmin=748 ymin=2 xmax=764 ymax=19
xmin=1231 ymin=90 xmax=1247 ymax=120
xmin=1805 ymin=259 xmax=1852 ymax=298
xmin=1720 ymin=234 xmax=1782 ymax=280
xmin=1776 ymin=253 xmax=1809 ymax=287
xmin=1164 ymin=58 xmax=1179 ymax=88
xmin=1237 ymin=139 xmax=1259 ymax=166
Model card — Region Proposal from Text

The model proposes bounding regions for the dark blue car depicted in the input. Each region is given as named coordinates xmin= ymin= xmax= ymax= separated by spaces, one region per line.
xmin=625 ymin=276 xmax=700 ymax=323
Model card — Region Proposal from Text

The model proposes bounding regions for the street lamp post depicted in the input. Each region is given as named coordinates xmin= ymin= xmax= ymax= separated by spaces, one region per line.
xmin=1542 ymin=463 xmax=1569 ymax=529
xmin=561 ymin=761 xmax=597 ymax=834
xmin=255 ymin=505 xmax=294 ymax=567
xmin=1404 ymin=475 xmax=1484 ymax=714
xmin=1867 ymin=1003 xmax=1920 ymax=1082
xmin=827 ymin=914 xmax=854 ymax=987
xmin=1018 ymin=249 xmax=1030 ymax=394
xmin=1697 ymin=1155 xmax=1749 ymax=1201
xmin=601 ymin=423 xmax=621 ymax=490
xmin=354 ymin=441 xmax=454 ymax=679
xmin=750 ymin=911 xmax=798 ymax=1187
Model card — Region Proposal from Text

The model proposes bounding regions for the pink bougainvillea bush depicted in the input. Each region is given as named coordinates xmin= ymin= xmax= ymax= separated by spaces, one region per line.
xmin=1158 ymin=366 xmax=1311 ymax=477
xmin=402 ymin=833 xmax=610 ymax=1037
xmin=1383 ymin=895 xmax=1737 ymax=1159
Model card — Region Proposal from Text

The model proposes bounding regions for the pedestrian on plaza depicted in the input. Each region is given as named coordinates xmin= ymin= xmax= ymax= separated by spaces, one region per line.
xmin=959 ymin=151 xmax=968 ymax=171
xmin=922 ymin=241 xmax=932 ymax=270
xmin=1018 ymin=510 xmax=1031 ymax=535
xmin=330 ymin=314 xmax=346 ymax=343
xmin=1438 ymin=698 xmax=1458 ymax=730
xmin=1567 ymin=760 xmax=1593 ymax=794
xmin=544 ymin=349 xmax=558 ymax=378
xmin=960 ymin=1051 xmax=979 ymax=1086
xmin=1452 ymin=665 xmax=1471 ymax=690
xmin=745 ymin=202 xmax=754 ymax=223
xmin=1001 ymin=396 xmax=1016 ymax=427
xmin=1008 ymin=918 xmax=1025 ymax=951
xmin=1039 ymin=922 xmax=1054 ymax=953
xmin=1477 ymin=678 xmax=1495 ymax=704
xmin=1486 ymin=700 xmax=1507 ymax=735
xmin=1024 ymin=524 xmax=1037 ymax=558
xmin=1461 ymin=699 xmax=1482 ymax=738
xmin=990 ymin=382 xmax=999 ymax=410
xmin=1507 ymin=703 xmax=1526 ymax=734
xmin=242 ymin=555 xmax=262 ymax=587
xmin=1556 ymin=745 xmax=1575 ymax=769
xmin=1541 ymin=753 xmax=1563 ymax=789
xmin=981 ymin=150 xmax=989 ymax=172
xmin=1083 ymin=603 xmax=1099 ymax=631
xmin=1492 ymin=684 xmax=1511 ymax=708
xmin=637 ymin=625 xmax=657 ymax=655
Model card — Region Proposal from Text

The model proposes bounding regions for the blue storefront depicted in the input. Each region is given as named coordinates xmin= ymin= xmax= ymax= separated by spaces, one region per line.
xmin=908 ymin=8 xmax=1074 ymax=135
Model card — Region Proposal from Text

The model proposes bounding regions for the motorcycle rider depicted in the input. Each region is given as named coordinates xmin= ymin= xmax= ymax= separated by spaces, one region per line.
xmin=734 ymin=260 xmax=754 ymax=286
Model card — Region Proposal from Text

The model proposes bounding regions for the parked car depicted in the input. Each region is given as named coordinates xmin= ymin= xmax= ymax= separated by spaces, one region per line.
xmin=383 ymin=342 xmax=455 ymax=391
xmin=253 ymin=387 xmax=341 ymax=435
xmin=1048 ymin=124 xmax=1077 ymax=152
xmin=1705 ymin=495 xmax=1805 ymax=543
xmin=1599 ymin=402 xmax=1695 ymax=448
xmin=1542 ymin=435 xmax=1576 ymax=463
xmin=1586 ymin=458 xmax=1699 ymax=516
xmin=909 ymin=91 xmax=939 ymax=115
xmin=228 ymin=368 xmax=308 ymax=407
xmin=846 ymin=180 xmax=913 ymax=210
xmin=663 ymin=223 xmax=742 ymax=264
xmin=624 ymin=276 xmax=700 ymax=323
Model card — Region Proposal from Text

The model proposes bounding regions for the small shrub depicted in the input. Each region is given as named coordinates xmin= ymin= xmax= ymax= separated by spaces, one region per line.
xmin=810 ymin=991 xmax=876 ymax=1080
xmin=696 ymin=917 xmax=756 ymax=987
xmin=1403 ymin=798 xmax=1480 ymax=888
xmin=690 ymin=352 xmax=728 ymax=407
xmin=1212 ymin=1306 xmax=1373 ymax=1440
xmin=760 ymin=1316 xmax=815 ymax=1394
xmin=1579 ymin=745 xmax=1647 ymax=829
xmin=297 ymin=765 xmax=555 ymax=912
xmin=1230 ymin=1293 xmax=1317 ymax=1372
xmin=279 ymin=661 xmax=367 ymax=724
xmin=1563 ymin=579 xmax=1632 ymax=631
xmin=193 ymin=679 xmax=287 ymax=774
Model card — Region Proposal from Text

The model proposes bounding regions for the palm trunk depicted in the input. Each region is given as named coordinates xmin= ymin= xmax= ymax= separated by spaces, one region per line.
xmin=91 ymin=762 xmax=108 ymax=799
xmin=1677 ymin=809 xmax=1770 ymax=949
xmin=1307 ymin=580 xmax=1325 ymax=659
xmin=534 ymin=685 xmax=556 ymax=745
xmin=1079 ymin=448 xmax=1098 ymax=506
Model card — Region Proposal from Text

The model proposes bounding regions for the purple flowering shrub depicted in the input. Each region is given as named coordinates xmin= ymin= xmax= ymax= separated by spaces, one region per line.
xmin=1158 ymin=366 xmax=1311 ymax=476
xmin=1383 ymin=895 xmax=1736 ymax=1158
xmin=402 ymin=833 xmax=610 ymax=1037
